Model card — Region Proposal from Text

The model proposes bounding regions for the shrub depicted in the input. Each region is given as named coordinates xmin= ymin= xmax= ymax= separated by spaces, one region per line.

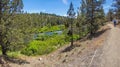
xmin=73 ymin=34 xmax=79 ymax=40
xmin=21 ymin=40 xmax=52 ymax=56
xmin=21 ymin=35 xmax=67 ymax=56
xmin=39 ymin=25 xmax=65 ymax=32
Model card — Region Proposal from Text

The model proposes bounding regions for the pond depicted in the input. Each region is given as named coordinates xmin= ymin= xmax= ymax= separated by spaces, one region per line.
xmin=43 ymin=30 xmax=63 ymax=35
xmin=34 ymin=30 xmax=63 ymax=39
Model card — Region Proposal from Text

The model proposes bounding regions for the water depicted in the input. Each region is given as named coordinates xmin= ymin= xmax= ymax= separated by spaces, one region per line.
xmin=44 ymin=30 xmax=63 ymax=35
xmin=34 ymin=30 xmax=63 ymax=39
xmin=54 ymin=30 xmax=63 ymax=34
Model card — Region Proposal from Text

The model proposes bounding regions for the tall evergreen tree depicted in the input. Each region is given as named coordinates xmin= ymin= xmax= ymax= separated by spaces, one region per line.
xmin=76 ymin=0 xmax=88 ymax=38
xmin=113 ymin=0 xmax=120 ymax=19
xmin=96 ymin=6 xmax=106 ymax=26
xmin=79 ymin=0 xmax=105 ymax=35
xmin=107 ymin=9 xmax=114 ymax=21
xmin=67 ymin=2 xmax=75 ymax=46
xmin=0 ymin=0 xmax=23 ymax=55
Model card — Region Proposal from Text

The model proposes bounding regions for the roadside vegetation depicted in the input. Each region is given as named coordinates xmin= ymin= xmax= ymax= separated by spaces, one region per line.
xmin=0 ymin=0 xmax=120 ymax=58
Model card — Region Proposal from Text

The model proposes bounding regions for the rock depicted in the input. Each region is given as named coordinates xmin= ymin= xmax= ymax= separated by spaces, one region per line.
xmin=51 ymin=55 xmax=54 ymax=57
xmin=38 ymin=58 xmax=43 ymax=61
xmin=62 ymin=59 xmax=66 ymax=63
xmin=65 ymin=54 xmax=68 ymax=57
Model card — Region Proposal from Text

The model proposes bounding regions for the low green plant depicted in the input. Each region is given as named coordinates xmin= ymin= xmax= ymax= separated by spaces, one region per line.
xmin=21 ymin=35 xmax=67 ymax=56
xmin=39 ymin=25 xmax=65 ymax=32
xmin=7 ymin=51 xmax=22 ymax=58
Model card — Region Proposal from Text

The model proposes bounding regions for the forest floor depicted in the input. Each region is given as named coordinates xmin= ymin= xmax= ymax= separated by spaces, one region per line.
xmin=1 ymin=23 xmax=120 ymax=67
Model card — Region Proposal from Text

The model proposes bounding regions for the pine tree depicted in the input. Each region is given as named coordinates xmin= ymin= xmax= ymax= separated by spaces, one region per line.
xmin=76 ymin=0 xmax=88 ymax=38
xmin=113 ymin=0 xmax=120 ymax=19
xmin=0 ymin=0 xmax=23 ymax=55
xmin=107 ymin=9 xmax=114 ymax=21
xmin=67 ymin=2 xmax=75 ymax=46
xmin=96 ymin=6 xmax=106 ymax=26
xmin=80 ymin=0 xmax=105 ymax=35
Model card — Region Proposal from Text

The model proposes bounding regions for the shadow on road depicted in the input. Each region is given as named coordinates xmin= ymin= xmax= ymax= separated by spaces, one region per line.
xmin=88 ymin=27 xmax=111 ymax=40
xmin=94 ymin=28 xmax=111 ymax=38
xmin=0 ymin=55 xmax=30 ymax=67
xmin=61 ymin=45 xmax=75 ymax=53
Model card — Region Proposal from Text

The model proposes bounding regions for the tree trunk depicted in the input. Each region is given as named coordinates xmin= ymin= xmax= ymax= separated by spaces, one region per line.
xmin=71 ymin=34 xmax=73 ymax=46
xmin=70 ymin=19 xmax=73 ymax=47
xmin=1 ymin=44 xmax=7 ymax=56
xmin=79 ymin=30 xmax=80 ymax=38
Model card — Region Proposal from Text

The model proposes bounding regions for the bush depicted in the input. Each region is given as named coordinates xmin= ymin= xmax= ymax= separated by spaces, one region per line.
xmin=21 ymin=35 xmax=67 ymax=56
xmin=39 ymin=25 xmax=65 ymax=32
xmin=21 ymin=40 xmax=53 ymax=56
xmin=73 ymin=34 xmax=79 ymax=40
xmin=35 ymin=34 xmax=50 ymax=41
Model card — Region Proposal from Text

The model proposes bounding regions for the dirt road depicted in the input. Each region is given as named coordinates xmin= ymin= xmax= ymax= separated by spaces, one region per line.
xmin=89 ymin=24 xmax=120 ymax=67
xmin=99 ymin=24 xmax=120 ymax=67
